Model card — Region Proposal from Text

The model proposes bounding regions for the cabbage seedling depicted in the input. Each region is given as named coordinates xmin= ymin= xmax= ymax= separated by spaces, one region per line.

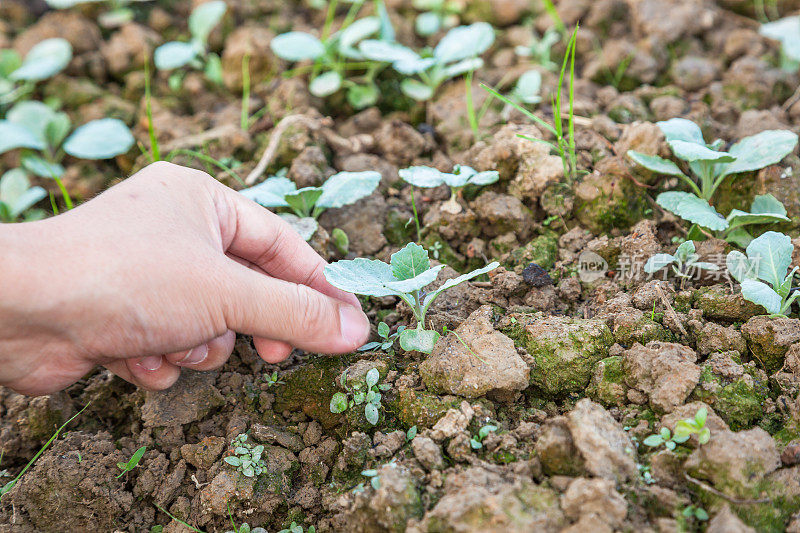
xmin=515 ymin=28 xmax=560 ymax=71
xmin=324 ymin=242 xmax=499 ymax=353
xmin=644 ymin=240 xmax=719 ymax=289
xmin=0 ymin=169 xmax=47 ymax=222
xmin=412 ymin=0 xmax=462 ymax=36
xmin=0 ymin=101 xmax=135 ymax=179
xmin=0 ymin=38 xmax=72 ymax=106
xmin=154 ymin=1 xmax=227 ymax=88
xmin=240 ymin=170 xmax=380 ymax=240
xmin=726 ymin=231 xmax=798 ymax=316
xmin=359 ymin=22 xmax=495 ymax=101
xmin=270 ymin=15 xmax=389 ymax=109
xmin=760 ymin=16 xmax=800 ymax=72
xmin=398 ymin=164 xmax=498 ymax=214
xmin=627 ymin=118 xmax=798 ymax=233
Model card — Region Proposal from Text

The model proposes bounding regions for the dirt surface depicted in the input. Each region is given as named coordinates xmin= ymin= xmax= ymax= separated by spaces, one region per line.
xmin=1 ymin=0 xmax=800 ymax=531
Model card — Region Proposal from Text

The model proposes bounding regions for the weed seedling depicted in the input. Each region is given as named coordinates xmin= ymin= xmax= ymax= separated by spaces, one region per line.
xmin=470 ymin=424 xmax=497 ymax=449
xmin=223 ymin=434 xmax=266 ymax=478
xmin=412 ymin=0 xmax=462 ymax=36
xmin=358 ymin=321 xmax=406 ymax=354
xmin=329 ymin=367 xmax=389 ymax=426
xmin=263 ymin=371 xmax=284 ymax=388
xmin=278 ymin=523 xmax=315 ymax=533
xmin=154 ymin=1 xmax=227 ymax=88
xmin=116 ymin=445 xmax=147 ymax=478
xmin=643 ymin=408 xmax=710 ymax=450
xmin=398 ymin=164 xmax=499 ymax=214
xmin=324 ymin=242 xmax=499 ymax=352
xmin=627 ymin=118 xmax=797 ymax=237
xmin=727 ymin=231 xmax=799 ymax=316
xmin=240 ymin=170 xmax=381 ymax=241
xmin=515 ymin=28 xmax=560 ymax=70
xmin=681 ymin=505 xmax=709 ymax=523
xmin=406 ymin=425 xmax=418 ymax=442
xmin=0 ymin=38 xmax=72 ymax=107
xmin=0 ymin=169 xmax=47 ymax=222
xmin=644 ymin=240 xmax=719 ymax=289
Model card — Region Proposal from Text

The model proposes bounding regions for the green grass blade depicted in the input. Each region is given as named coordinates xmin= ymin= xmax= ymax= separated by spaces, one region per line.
xmin=480 ymin=83 xmax=557 ymax=135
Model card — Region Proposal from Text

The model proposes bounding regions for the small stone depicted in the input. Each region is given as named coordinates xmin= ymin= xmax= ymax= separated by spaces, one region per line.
xmin=781 ymin=440 xmax=800 ymax=466
xmin=180 ymin=436 xmax=226 ymax=470
xmin=141 ymin=372 xmax=225 ymax=428
xmin=411 ymin=436 xmax=444 ymax=470
xmin=741 ymin=316 xmax=800 ymax=374
xmin=251 ymin=424 xmax=305 ymax=453
xmin=521 ymin=263 xmax=553 ymax=287
xmin=429 ymin=408 xmax=471 ymax=442
xmin=622 ymin=341 xmax=700 ymax=413
xmin=707 ymin=505 xmax=756 ymax=533
xmin=560 ymin=477 xmax=627 ymax=528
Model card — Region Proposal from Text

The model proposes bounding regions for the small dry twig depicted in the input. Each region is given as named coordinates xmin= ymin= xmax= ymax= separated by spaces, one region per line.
xmin=161 ymin=124 xmax=243 ymax=153
xmin=655 ymin=283 xmax=687 ymax=337
xmin=684 ymin=473 xmax=771 ymax=505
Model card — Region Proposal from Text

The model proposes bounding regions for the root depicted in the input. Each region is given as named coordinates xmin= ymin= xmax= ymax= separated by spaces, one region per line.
xmin=684 ymin=474 xmax=771 ymax=505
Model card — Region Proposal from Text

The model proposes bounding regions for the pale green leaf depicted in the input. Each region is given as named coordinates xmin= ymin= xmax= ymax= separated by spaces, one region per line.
xmin=442 ymin=57 xmax=483 ymax=79
xmin=278 ymin=213 xmax=318 ymax=241
xmin=760 ymin=16 xmax=800 ymax=62
xmin=240 ymin=176 xmax=295 ymax=207
xmin=668 ymin=140 xmax=735 ymax=163
xmin=189 ymin=1 xmax=226 ymax=44
xmin=364 ymin=402 xmax=379 ymax=425
xmin=727 ymin=193 xmax=789 ymax=229
xmin=656 ymin=191 xmax=728 ymax=231
xmin=270 ymin=32 xmax=325 ymax=62
xmin=399 ymin=328 xmax=440 ymax=354
xmin=384 ymin=264 xmax=444 ymax=292
xmin=720 ymin=130 xmax=798 ymax=176
xmin=337 ymin=17 xmax=380 ymax=58
xmin=740 ymin=279 xmax=781 ymax=314
xmin=726 ymin=250 xmax=758 ymax=283
xmin=7 ymin=101 xmax=59 ymax=145
xmin=359 ymin=39 xmax=420 ymax=64
xmin=422 ymin=262 xmax=499 ymax=310
xmin=398 ymin=166 xmax=446 ymax=188
xmin=329 ymin=392 xmax=348 ymax=414
xmin=154 ymin=41 xmax=198 ymax=70
xmin=10 ymin=38 xmax=72 ymax=81
xmin=627 ymin=150 xmax=687 ymax=177
xmin=416 ymin=12 xmax=441 ymax=36
xmin=285 ymin=187 xmax=323 ymax=216
xmin=63 ymin=118 xmax=134 ymax=159
xmin=317 ymin=171 xmax=381 ymax=208
xmin=644 ymin=254 xmax=675 ymax=273
xmin=674 ymin=240 xmax=696 ymax=263
xmin=400 ymin=78 xmax=435 ymax=101
xmin=512 ymin=70 xmax=542 ymax=104
xmin=434 ymin=23 xmax=494 ymax=63
xmin=390 ymin=242 xmax=431 ymax=280
xmin=309 ymin=70 xmax=342 ymax=97
xmin=0 ymin=121 xmax=46 ymax=155
xmin=347 ymin=83 xmax=379 ymax=109
xmin=21 ymin=154 xmax=64 ymax=178
xmin=657 ymin=118 xmax=705 ymax=144
xmin=324 ymin=258 xmax=399 ymax=297
xmin=365 ymin=368 xmax=379 ymax=388
xmin=746 ymin=230 xmax=793 ymax=287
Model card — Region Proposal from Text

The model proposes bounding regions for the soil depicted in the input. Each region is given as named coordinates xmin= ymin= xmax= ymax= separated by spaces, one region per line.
xmin=1 ymin=0 xmax=800 ymax=531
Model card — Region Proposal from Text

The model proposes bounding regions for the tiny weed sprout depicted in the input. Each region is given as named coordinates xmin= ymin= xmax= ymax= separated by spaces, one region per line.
xmin=45 ymin=0 xmax=146 ymax=28
xmin=682 ymin=505 xmax=709 ymax=522
xmin=726 ymin=231 xmax=799 ymax=316
xmin=0 ymin=38 xmax=72 ymax=106
xmin=329 ymin=367 xmax=389 ymax=426
xmin=627 ymin=118 xmax=798 ymax=235
xmin=223 ymin=434 xmax=266 ymax=478
xmin=0 ymin=169 xmax=47 ymax=222
xmin=759 ymin=16 xmax=800 ymax=72
xmin=324 ymin=242 xmax=499 ymax=353
xmin=515 ymin=28 xmax=560 ymax=70
xmin=484 ymin=25 xmax=579 ymax=180
xmin=398 ymin=164 xmax=499 ymax=214
xmin=406 ymin=425 xmax=418 ymax=442
xmin=470 ymin=424 xmax=498 ymax=450
xmin=225 ymin=523 xmax=267 ymax=533
xmin=359 ymin=22 xmax=495 ymax=102
xmin=643 ymin=408 xmax=710 ymax=450
xmin=264 ymin=370 xmax=284 ymax=388
xmin=412 ymin=0 xmax=462 ymax=36
xmin=644 ymin=241 xmax=719 ymax=288
xmin=0 ymin=101 xmax=135 ymax=180
xmin=358 ymin=321 xmax=406 ymax=354
xmin=278 ymin=523 xmax=315 ymax=533
xmin=240 ymin=170 xmax=380 ymax=240
xmin=154 ymin=1 xmax=227 ymax=88
xmin=116 ymin=445 xmax=147 ymax=478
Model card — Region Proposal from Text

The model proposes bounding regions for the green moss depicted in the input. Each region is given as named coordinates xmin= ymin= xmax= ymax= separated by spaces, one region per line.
xmin=504 ymin=232 xmax=559 ymax=272
xmin=587 ymin=356 xmax=627 ymax=407
xmin=613 ymin=315 xmax=674 ymax=345
xmin=692 ymin=366 xmax=768 ymax=431
xmin=387 ymin=388 xmax=460 ymax=429
xmin=573 ymin=175 xmax=647 ymax=233
xmin=384 ymin=209 xmax=416 ymax=246
xmin=692 ymin=285 xmax=764 ymax=322
xmin=273 ymin=355 xmax=348 ymax=429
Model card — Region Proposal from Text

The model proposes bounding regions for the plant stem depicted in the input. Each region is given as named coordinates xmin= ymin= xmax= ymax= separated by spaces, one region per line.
xmin=465 ymin=70 xmax=479 ymax=142
xmin=409 ymin=187 xmax=422 ymax=243
xmin=144 ymin=55 xmax=160 ymax=162
xmin=53 ymin=176 xmax=73 ymax=210
xmin=412 ymin=290 xmax=425 ymax=328
xmin=240 ymin=54 xmax=250 ymax=131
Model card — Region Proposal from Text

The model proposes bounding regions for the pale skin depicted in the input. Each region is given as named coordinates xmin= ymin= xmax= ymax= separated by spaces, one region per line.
xmin=0 ymin=162 xmax=371 ymax=396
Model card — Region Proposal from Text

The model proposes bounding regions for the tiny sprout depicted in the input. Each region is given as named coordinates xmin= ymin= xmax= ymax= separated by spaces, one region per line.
xmin=682 ymin=505 xmax=709 ymax=522
xmin=643 ymin=408 xmax=710 ymax=450
xmin=358 ymin=321 xmax=406 ymax=354
xmin=116 ymin=445 xmax=147 ymax=478
xmin=406 ymin=425 xmax=418 ymax=442
xmin=223 ymin=434 xmax=266 ymax=478
xmin=264 ymin=370 xmax=284 ymax=388
xmin=329 ymin=367 xmax=388 ymax=426
xmin=470 ymin=424 xmax=497 ymax=450
xmin=360 ymin=469 xmax=381 ymax=490
xmin=644 ymin=240 xmax=719 ymax=289
xmin=278 ymin=522 xmax=315 ymax=533
xmin=399 ymin=164 xmax=499 ymax=214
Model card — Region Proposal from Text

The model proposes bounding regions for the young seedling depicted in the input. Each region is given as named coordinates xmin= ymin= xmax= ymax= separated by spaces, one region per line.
xmin=225 ymin=523 xmax=266 ymax=533
xmin=240 ymin=170 xmax=381 ymax=241
xmin=329 ymin=367 xmax=389 ymax=426
xmin=760 ymin=16 xmax=800 ymax=72
xmin=324 ymin=242 xmax=499 ymax=353
xmin=406 ymin=425 xmax=418 ymax=442
xmin=116 ymin=445 xmax=147 ymax=478
xmin=726 ymin=231 xmax=799 ymax=316
xmin=0 ymin=38 xmax=72 ymax=106
xmin=358 ymin=321 xmax=406 ymax=354
xmin=45 ymin=0 xmax=148 ymax=28
xmin=0 ymin=100 xmax=135 ymax=180
xmin=278 ymin=523 xmax=315 ymax=533
xmin=483 ymin=25 xmax=579 ymax=180
xmin=263 ymin=370 xmax=284 ymax=388
xmin=0 ymin=169 xmax=47 ymax=222
xmin=644 ymin=240 xmax=719 ymax=289
xmin=398 ymin=164 xmax=499 ymax=214
xmin=643 ymin=407 xmax=711 ymax=450
xmin=470 ymin=424 xmax=497 ymax=449
xmin=412 ymin=0 xmax=462 ymax=36
xmin=154 ymin=1 xmax=227 ymax=88
xmin=223 ymin=434 xmax=266 ymax=478
xmin=681 ymin=505 xmax=709 ymax=523
xmin=270 ymin=12 xmax=390 ymax=109
xmin=359 ymin=22 xmax=495 ymax=101
xmin=514 ymin=28 xmax=560 ymax=71
xmin=627 ymin=118 xmax=798 ymax=235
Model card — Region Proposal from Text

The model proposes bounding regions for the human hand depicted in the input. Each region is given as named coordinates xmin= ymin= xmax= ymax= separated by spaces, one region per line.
xmin=0 ymin=162 xmax=370 ymax=395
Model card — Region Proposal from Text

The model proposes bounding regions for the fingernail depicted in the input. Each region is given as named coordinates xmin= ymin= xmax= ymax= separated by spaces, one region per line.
xmin=137 ymin=355 xmax=163 ymax=372
xmin=178 ymin=344 xmax=208 ymax=365
xmin=340 ymin=305 xmax=368 ymax=347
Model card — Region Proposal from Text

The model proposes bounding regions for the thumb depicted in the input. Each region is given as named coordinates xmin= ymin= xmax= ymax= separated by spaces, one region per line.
xmin=219 ymin=260 xmax=370 ymax=353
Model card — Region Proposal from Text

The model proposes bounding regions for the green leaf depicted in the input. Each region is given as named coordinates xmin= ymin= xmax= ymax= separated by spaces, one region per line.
xmin=45 ymin=112 xmax=72 ymax=148
xmin=364 ymin=402 xmax=379 ymax=425
xmin=694 ymin=507 xmax=709 ymax=521
xmin=465 ymin=169 xmax=500 ymax=186
xmin=698 ymin=428 xmax=711 ymax=445
xmin=760 ymin=16 xmax=800 ymax=62
xmin=694 ymin=407 xmax=707 ymax=427
xmin=224 ymin=456 xmax=242 ymax=467
xmin=284 ymin=187 xmax=323 ymax=216
xmin=399 ymin=328 xmax=440 ymax=354
xmin=154 ymin=41 xmax=198 ymax=70
xmin=407 ymin=425 xmax=418 ymax=440
xmin=390 ymin=242 xmax=431 ymax=280
xmin=668 ymin=140 xmax=735 ymax=163
xmin=63 ymin=118 xmax=135 ymax=159
xmin=324 ymin=258 xmax=400 ymax=297
xmin=126 ymin=445 xmax=147 ymax=470
xmin=642 ymin=435 xmax=665 ymax=447
xmin=331 ymin=227 xmax=349 ymax=255
xmin=329 ymin=392 xmax=349 ymax=414
xmin=434 ymin=23 xmax=494 ymax=63
xmin=347 ymin=83 xmax=379 ymax=109
xmin=416 ymin=12 xmax=442 ymax=36
xmin=240 ymin=176 xmax=295 ymax=207
xmin=657 ymin=118 xmax=706 ymax=144
xmin=656 ymin=192 xmax=728 ymax=231
xmin=337 ymin=17 xmax=380 ymax=58
xmin=643 ymin=254 xmax=675 ymax=274
xmin=400 ymin=79 xmax=435 ymax=101
xmin=512 ymin=69 xmax=542 ymax=104
xmin=10 ymin=38 xmax=72 ymax=81
xmin=746 ymin=231 xmax=793 ymax=287
xmin=359 ymin=39 xmax=421 ymax=65
xmin=21 ymin=154 xmax=64 ymax=179
xmin=422 ymin=262 xmax=500 ymax=310
xmin=377 ymin=322 xmax=390 ymax=339
xmin=726 ymin=250 xmax=757 ymax=283
xmin=660 ymin=427 xmax=672 ymax=439
xmin=741 ymin=279 xmax=782 ymax=314
xmin=470 ymin=438 xmax=482 ymax=449
xmin=674 ymin=240 xmax=696 ymax=263
xmin=384 ymin=265 xmax=444 ymax=293
xmin=270 ymin=32 xmax=325 ymax=62
xmin=398 ymin=166 xmax=446 ymax=188
xmin=727 ymin=193 xmax=790 ymax=229
xmin=317 ymin=171 xmax=381 ymax=209
xmin=189 ymin=0 xmax=226 ymax=44
xmin=0 ymin=121 xmax=46 ymax=154
xmin=627 ymin=150 xmax=687 ymax=178
xmin=278 ymin=213 xmax=318 ymax=241
xmin=665 ymin=440 xmax=676 ymax=450
xmin=721 ymin=130 xmax=798 ymax=176
xmin=309 ymin=70 xmax=342 ymax=97
xmin=365 ymin=368 xmax=379 ymax=388
xmin=7 ymin=101 xmax=60 ymax=145
xmin=442 ymin=57 xmax=483 ymax=79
